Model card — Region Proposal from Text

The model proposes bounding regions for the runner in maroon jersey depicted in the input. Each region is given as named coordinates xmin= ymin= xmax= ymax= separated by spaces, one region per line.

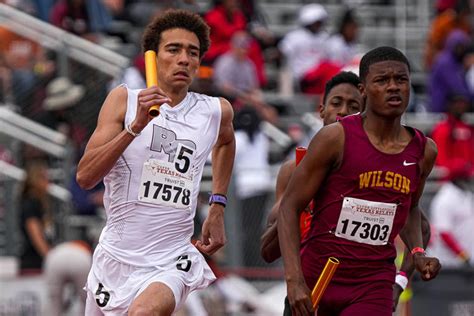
xmin=260 ymin=71 xmax=363 ymax=263
xmin=278 ymin=46 xmax=441 ymax=316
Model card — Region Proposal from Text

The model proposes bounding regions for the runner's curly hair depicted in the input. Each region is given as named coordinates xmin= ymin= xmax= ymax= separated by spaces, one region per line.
xmin=142 ymin=9 xmax=210 ymax=59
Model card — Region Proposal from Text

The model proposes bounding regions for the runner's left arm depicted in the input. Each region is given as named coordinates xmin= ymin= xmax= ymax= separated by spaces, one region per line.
xmin=400 ymin=138 xmax=441 ymax=281
xmin=393 ymin=209 xmax=431 ymax=311
xmin=398 ymin=210 xmax=431 ymax=276
xmin=195 ymin=98 xmax=235 ymax=255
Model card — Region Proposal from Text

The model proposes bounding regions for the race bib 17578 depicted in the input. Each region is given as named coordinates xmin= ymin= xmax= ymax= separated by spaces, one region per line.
xmin=138 ymin=159 xmax=193 ymax=209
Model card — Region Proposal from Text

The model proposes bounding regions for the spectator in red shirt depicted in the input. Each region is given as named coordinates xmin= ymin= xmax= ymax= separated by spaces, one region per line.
xmin=204 ymin=0 xmax=266 ymax=86
xmin=431 ymin=93 xmax=474 ymax=174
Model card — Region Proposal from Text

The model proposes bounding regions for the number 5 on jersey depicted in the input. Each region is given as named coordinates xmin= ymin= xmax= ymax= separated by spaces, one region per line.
xmin=175 ymin=144 xmax=193 ymax=174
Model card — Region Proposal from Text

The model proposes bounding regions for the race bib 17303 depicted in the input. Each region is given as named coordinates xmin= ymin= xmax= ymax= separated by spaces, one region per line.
xmin=335 ymin=197 xmax=397 ymax=246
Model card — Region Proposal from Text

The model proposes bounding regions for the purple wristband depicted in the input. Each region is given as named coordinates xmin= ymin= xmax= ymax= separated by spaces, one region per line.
xmin=209 ymin=194 xmax=227 ymax=207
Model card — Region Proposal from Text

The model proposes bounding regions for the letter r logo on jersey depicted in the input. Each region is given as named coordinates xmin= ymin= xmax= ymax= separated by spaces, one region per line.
xmin=150 ymin=125 xmax=196 ymax=172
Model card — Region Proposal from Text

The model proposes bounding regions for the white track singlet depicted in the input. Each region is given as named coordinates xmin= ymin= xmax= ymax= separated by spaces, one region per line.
xmin=98 ymin=86 xmax=221 ymax=267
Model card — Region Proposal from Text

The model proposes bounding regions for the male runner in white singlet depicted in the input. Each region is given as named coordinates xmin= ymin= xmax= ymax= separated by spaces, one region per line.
xmin=76 ymin=9 xmax=235 ymax=316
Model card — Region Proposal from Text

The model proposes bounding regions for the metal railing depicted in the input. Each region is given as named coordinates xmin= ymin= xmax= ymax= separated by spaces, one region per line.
xmin=0 ymin=106 xmax=68 ymax=158
xmin=0 ymin=3 xmax=129 ymax=78
xmin=0 ymin=105 xmax=75 ymax=255
xmin=0 ymin=160 xmax=71 ymax=202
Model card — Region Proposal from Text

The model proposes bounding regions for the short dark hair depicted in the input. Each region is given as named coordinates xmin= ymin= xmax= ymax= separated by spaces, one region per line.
xmin=142 ymin=9 xmax=210 ymax=58
xmin=322 ymin=71 xmax=361 ymax=104
xmin=359 ymin=46 xmax=410 ymax=82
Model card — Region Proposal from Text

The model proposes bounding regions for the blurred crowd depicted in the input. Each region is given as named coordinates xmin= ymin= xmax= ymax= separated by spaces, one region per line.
xmin=0 ymin=0 xmax=473 ymax=315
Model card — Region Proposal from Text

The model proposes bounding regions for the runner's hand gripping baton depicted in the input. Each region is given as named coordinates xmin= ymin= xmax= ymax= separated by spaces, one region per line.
xmin=144 ymin=50 xmax=160 ymax=117
xmin=311 ymin=257 xmax=340 ymax=309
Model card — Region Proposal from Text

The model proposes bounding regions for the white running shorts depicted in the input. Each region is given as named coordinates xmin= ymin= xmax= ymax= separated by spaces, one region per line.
xmin=84 ymin=244 xmax=216 ymax=315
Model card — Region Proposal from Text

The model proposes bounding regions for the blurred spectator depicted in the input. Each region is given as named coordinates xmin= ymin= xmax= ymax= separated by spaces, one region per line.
xmin=429 ymin=169 xmax=473 ymax=268
xmin=0 ymin=144 xmax=15 ymax=164
xmin=44 ymin=240 xmax=92 ymax=316
xmin=0 ymin=26 xmax=41 ymax=110
xmin=431 ymin=93 xmax=474 ymax=173
xmin=424 ymin=0 xmax=471 ymax=69
xmin=1 ymin=0 xmax=37 ymax=14
xmin=325 ymin=8 xmax=360 ymax=67
xmin=203 ymin=0 xmax=267 ymax=86
xmin=50 ymin=0 xmax=90 ymax=36
xmin=464 ymin=44 xmax=474 ymax=93
xmin=31 ymin=0 xmax=55 ymax=21
xmin=428 ymin=30 xmax=472 ymax=113
xmin=165 ymin=0 xmax=199 ymax=11
xmin=213 ymin=31 xmax=278 ymax=123
xmin=70 ymin=181 xmax=104 ymax=216
xmin=28 ymin=50 xmax=59 ymax=118
xmin=190 ymin=65 xmax=219 ymax=96
xmin=69 ymin=165 xmax=104 ymax=216
xmin=101 ymin=0 xmax=126 ymax=20
xmin=233 ymin=106 xmax=272 ymax=267
xmin=49 ymin=0 xmax=111 ymax=41
xmin=0 ymin=54 xmax=12 ymax=103
xmin=213 ymin=32 xmax=257 ymax=99
xmin=18 ymin=160 xmax=52 ymax=272
xmin=122 ymin=0 xmax=200 ymax=27
xmin=83 ymin=0 xmax=112 ymax=37
xmin=435 ymin=0 xmax=458 ymax=13
xmin=278 ymin=4 xmax=341 ymax=95
xmin=203 ymin=0 xmax=245 ymax=62
xmin=239 ymin=0 xmax=275 ymax=49
xmin=35 ymin=76 xmax=88 ymax=152
xmin=109 ymin=54 xmax=146 ymax=90
xmin=239 ymin=0 xmax=261 ymax=24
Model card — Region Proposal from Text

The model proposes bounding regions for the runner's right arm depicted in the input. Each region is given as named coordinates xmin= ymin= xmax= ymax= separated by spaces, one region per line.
xmin=278 ymin=124 xmax=344 ymax=316
xmin=260 ymin=160 xmax=295 ymax=263
xmin=77 ymin=86 xmax=170 ymax=189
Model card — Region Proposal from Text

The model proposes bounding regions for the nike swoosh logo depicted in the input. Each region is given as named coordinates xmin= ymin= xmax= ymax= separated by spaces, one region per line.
xmin=403 ymin=160 xmax=417 ymax=166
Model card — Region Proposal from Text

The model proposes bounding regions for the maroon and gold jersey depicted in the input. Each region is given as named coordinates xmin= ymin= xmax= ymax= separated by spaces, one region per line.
xmin=301 ymin=113 xmax=427 ymax=287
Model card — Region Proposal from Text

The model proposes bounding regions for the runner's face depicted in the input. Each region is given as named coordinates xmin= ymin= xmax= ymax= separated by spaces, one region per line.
xmin=320 ymin=83 xmax=363 ymax=125
xmin=156 ymin=28 xmax=200 ymax=90
xmin=361 ymin=61 xmax=410 ymax=118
